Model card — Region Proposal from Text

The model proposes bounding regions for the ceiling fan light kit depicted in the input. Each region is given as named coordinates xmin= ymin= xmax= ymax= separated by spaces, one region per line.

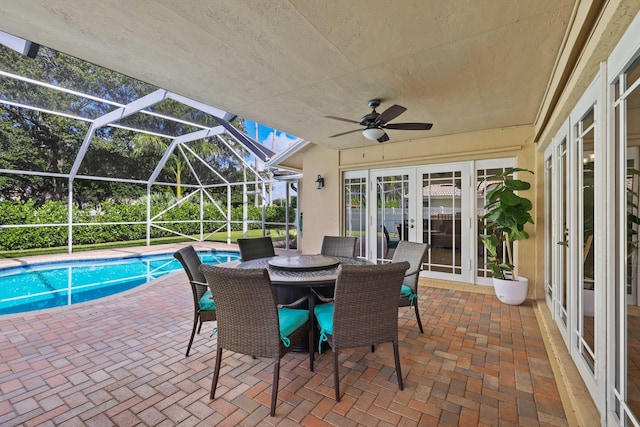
xmin=363 ymin=127 xmax=385 ymax=140
xmin=326 ymin=99 xmax=433 ymax=143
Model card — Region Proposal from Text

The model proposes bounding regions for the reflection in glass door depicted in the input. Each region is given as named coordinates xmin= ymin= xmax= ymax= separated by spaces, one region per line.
xmin=419 ymin=166 xmax=469 ymax=280
xmin=373 ymin=172 xmax=410 ymax=263
xmin=344 ymin=172 xmax=367 ymax=258
xmin=414 ymin=164 xmax=471 ymax=282
xmin=576 ymin=107 xmax=596 ymax=374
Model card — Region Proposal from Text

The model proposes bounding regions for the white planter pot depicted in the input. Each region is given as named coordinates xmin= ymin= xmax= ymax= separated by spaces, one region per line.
xmin=492 ymin=276 xmax=528 ymax=305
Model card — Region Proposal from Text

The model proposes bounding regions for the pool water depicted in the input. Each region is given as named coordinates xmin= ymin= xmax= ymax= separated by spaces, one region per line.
xmin=0 ymin=250 xmax=240 ymax=315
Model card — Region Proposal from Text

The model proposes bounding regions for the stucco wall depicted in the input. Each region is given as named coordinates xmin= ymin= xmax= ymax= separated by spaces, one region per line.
xmin=339 ymin=126 xmax=532 ymax=169
xmin=299 ymin=145 xmax=340 ymax=254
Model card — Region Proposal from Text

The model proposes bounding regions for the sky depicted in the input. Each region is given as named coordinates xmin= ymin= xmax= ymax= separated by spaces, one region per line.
xmin=243 ymin=120 xmax=299 ymax=201
xmin=244 ymin=120 xmax=298 ymax=154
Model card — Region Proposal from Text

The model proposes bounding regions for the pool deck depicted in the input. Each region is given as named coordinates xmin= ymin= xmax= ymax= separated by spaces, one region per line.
xmin=0 ymin=242 xmax=569 ymax=426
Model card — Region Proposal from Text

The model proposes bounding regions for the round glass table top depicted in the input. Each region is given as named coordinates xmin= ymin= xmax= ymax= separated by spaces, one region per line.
xmin=267 ymin=254 xmax=340 ymax=270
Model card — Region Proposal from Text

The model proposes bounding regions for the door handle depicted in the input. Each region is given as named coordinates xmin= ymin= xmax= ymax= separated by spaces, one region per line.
xmin=557 ymin=241 xmax=569 ymax=247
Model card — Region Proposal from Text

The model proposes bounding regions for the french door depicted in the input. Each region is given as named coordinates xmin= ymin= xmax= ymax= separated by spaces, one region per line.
xmin=546 ymin=121 xmax=571 ymax=346
xmin=369 ymin=163 xmax=472 ymax=283
xmin=545 ymin=75 xmax=605 ymax=413
xmin=610 ymin=25 xmax=640 ymax=423
xmin=347 ymin=160 xmax=516 ymax=284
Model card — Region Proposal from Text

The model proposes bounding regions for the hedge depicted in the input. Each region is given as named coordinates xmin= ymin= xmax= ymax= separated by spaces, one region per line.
xmin=0 ymin=200 xmax=294 ymax=250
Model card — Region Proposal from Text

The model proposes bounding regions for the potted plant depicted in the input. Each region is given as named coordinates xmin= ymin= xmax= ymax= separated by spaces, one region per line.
xmin=480 ymin=167 xmax=534 ymax=305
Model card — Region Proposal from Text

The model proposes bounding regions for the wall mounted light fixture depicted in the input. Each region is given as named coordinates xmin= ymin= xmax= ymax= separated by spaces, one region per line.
xmin=315 ymin=174 xmax=324 ymax=189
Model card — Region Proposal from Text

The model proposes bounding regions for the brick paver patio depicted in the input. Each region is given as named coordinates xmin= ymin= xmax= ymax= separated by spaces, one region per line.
xmin=0 ymin=246 xmax=568 ymax=426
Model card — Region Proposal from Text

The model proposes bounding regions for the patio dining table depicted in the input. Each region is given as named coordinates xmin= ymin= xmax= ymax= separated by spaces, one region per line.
xmin=221 ymin=254 xmax=372 ymax=352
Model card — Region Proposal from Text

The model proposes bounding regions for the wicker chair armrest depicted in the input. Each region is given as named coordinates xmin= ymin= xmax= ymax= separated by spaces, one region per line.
xmin=192 ymin=281 xmax=211 ymax=300
xmin=277 ymin=294 xmax=309 ymax=309
xmin=404 ymin=268 xmax=422 ymax=278
xmin=310 ymin=287 xmax=334 ymax=303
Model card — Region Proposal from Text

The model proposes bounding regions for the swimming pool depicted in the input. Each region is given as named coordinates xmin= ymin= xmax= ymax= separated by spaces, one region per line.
xmin=0 ymin=250 xmax=240 ymax=315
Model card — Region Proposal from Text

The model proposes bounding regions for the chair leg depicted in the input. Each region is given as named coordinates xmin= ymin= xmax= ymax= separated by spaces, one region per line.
xmin=309 ymin=290 xmax=315 ymax=372
xmin=333 ymin=349 xmax=340 ymax=402
xmin=186 ymin=313 xmax=199 ymax=356
xmin=270 ymin=359 xmax=280 ymax=416
xmin=197 ymin=317 xmax=203 ymax=334
xmin=210 ymin=346 xmax=223 ymax=400
xmin=309 ymin=322 xmax=315 ymax=372
xmin=392 ymin=340 xmax=404 ymax=390
xmin=414 ymin=301 xmax=424 ymax=333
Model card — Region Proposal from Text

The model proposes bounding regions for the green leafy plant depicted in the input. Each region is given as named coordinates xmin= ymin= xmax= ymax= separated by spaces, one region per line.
xmin=480 ymin=168 xmax=534 ymax=280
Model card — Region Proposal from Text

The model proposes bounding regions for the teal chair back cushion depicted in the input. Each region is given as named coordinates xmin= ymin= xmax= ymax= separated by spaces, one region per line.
xmin=198 ymin=289 xmax=216 ymax=311
xmin=277 ymin=307 xmax=309 ymax=347
xmin=313 ymin=303 xmax=335 ymax=353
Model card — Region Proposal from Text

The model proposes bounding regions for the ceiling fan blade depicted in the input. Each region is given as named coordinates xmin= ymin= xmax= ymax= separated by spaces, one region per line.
xmin=377 ymin=132 xmax=390 ymax=143
xmin=385 ymin=122 xmax=433 ymax=130
xmin=329 ymin=128 xmax=363 ymax=138
xmin=325 ymin=115 xmax=360 ymax=124
xmin=375 ymin=104 xmax=406 ymax=124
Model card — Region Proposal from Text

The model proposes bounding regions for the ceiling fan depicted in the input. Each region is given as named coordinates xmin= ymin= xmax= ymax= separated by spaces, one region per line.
xmin=326 ymin=99 xmax=433 ymax=143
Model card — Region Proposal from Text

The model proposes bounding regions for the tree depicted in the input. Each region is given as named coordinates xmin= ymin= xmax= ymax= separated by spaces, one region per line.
xmin=0 ymin=45 xmax=257 ymax=205
xmin=0 ymin=45 xmax=156 ymax=203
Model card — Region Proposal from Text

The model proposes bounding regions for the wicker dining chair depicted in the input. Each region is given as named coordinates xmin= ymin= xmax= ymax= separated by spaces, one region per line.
xmin=313 ymin=261 xmax=410 ymax=401
xmin=173 ymin=246 xmax=216 ymax=357
xmin=237 ymin=236 xmax=276 ymax=261
xmin=383 ymin=226 xmax=400 ymax=257
xmin=199 ymin=264 xmax=312 ymax=417
xmin=320 ymin=236 xmax=357 ymax=258
xmin=391 ymin=240 xmax=429 ymax=333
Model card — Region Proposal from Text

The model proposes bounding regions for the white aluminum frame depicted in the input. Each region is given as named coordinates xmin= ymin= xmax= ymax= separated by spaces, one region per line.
xmin=0 ymin=70 xmax=283 ymax=253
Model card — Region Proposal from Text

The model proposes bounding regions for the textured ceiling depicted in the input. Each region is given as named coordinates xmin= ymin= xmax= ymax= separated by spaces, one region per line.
xmin=0 ymin=0 xmax=575 ymax=150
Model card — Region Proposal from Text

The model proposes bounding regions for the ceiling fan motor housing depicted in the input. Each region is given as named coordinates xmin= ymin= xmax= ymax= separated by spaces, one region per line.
xmin=360 ymin=99 xmax=382 ymax=125
xmin=360 ymin=112 xmax=380 ymax=126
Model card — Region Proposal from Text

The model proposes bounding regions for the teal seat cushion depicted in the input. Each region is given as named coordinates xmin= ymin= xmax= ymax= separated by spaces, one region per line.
xmin=198 ymin=290 xmax=216 ymax=311
xmin=277 ymin=307 xmax=309 ymax=347
xmin=400 ymin=284 xmax=417 ymax=306
xmin=313 ymin=303 xmax=334 ymax=353
xmin=400 ymin=284 xmax=413 ymax=298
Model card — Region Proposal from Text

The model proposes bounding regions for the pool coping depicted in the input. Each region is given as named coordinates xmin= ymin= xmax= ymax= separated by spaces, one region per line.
xmin=0 ymin=242 xmax=244 ymax=269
